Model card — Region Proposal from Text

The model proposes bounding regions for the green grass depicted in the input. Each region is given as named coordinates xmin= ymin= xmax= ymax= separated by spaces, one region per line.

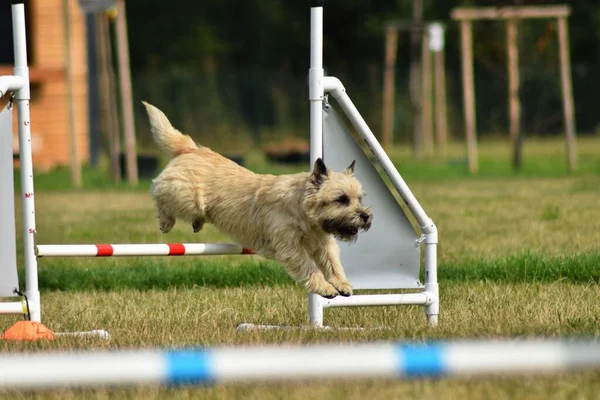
xmin=2 ymin=137 xmax=600 ymax=398
xmin=31 ymin=251 xmax=600 ymax=293
xmin=17 ymin=136 xmax=600 ymax=191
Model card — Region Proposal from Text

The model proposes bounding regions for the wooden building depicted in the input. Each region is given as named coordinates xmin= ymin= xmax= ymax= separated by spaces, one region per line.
xmin=0 ymin=0 xmax=89 ymax=171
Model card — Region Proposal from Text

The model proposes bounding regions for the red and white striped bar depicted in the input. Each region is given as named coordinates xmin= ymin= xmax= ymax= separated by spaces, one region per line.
xmin=35 ymin=243 xmax=255 ymax=258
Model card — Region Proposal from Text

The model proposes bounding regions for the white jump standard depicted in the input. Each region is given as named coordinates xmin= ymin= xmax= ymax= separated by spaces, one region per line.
xmin=304 ymin=0 xmax=439 ymax=328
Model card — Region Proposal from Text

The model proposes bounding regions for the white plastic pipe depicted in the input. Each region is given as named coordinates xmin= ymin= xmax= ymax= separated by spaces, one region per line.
xmin=308 ymin=3 xmax=325 ymax=328
xmin=11 ymin=2 xmax=39 ymax=322
xmin=319 ymin=293 xmax=431 ymax=308
xmin=0 ymin=75 xmax=26 ymax=97
xmin=0 ymin=301 xmax=25 ymax=315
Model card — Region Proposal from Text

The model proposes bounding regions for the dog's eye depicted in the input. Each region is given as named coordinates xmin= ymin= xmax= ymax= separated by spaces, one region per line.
xmin=335 ymin=195 xmax=350 ymax=205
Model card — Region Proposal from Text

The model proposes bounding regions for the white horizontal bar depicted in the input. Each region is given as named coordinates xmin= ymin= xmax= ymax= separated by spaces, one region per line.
xmin=36 ymin=243 xmax=253 ymax=257
xmin=320 ymin=293 xmax=429 ymax=308
xmin=37 ymin=244 xmax=98 ymax=257
xmin=0 ymin=340 xmax=598 ymax=389
xmin=0 ymin=301 xmax=24 ymax=315
xmin=0 ymin=351 xmax=165 ymax=389
xmin=213 ymin=344 xmax=397 ymax=382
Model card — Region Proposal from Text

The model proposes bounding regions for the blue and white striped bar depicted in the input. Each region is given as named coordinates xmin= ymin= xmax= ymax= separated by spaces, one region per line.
xmin=0 ymin=340 xmax=599 ymax=389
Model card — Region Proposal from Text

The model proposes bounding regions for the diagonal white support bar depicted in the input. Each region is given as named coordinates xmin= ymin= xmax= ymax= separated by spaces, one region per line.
xmin=324 ymin=78 xmax=435 ymax=232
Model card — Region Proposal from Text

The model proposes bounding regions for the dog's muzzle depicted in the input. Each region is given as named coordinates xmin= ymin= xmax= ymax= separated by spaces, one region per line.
xmin=323 ymin=213 xmax=372 ymax=242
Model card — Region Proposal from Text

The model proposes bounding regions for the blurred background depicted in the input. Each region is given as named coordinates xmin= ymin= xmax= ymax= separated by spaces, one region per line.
xmin=1 ymin=0 xmax=599 ymax=186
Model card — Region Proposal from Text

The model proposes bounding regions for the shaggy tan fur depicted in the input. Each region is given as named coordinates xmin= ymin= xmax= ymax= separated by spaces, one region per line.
xmin=142 ymin=101 xmax=372 ymax=298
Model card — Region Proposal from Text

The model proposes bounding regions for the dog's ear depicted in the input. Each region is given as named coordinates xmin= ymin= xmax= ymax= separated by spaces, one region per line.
xmin=311 ymin=158 xmax=329 ymax=186
xmin=346 ymin=160 xmax=356 ymax=175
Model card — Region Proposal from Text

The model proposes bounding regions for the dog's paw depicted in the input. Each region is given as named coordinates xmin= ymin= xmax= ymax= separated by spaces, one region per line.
xmin=330 ymin=279 xmax=353 ymax=297
xmin=313 ymin=282 xmax=339 ymax=299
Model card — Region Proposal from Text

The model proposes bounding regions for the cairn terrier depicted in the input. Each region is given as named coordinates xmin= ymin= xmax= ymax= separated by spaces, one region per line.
xmin=142 ymin=102 xmax=372 ymax=298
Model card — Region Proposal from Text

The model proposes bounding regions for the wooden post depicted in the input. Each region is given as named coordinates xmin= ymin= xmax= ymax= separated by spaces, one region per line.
xmin=97 ymin=14 xmax=121 ymax=183
xmin=62 ymin=0 xmax=82 ymax=188
xmin=507 ymin=19 xmax=522 ymax=170
xmin=433 ymin=46 xmax=448 ymax=157
xmin=382 ymin=26 xmax=398 ymax=151
xmin=115 ymin=0 xmax=138 ymax=185
xmin=409 ymin=0 xmax=423 ymax=159
xmin=460 ymin=20 xmax=478 ymax=173
xmin=421 ymin=28 xmax=434 ymax=157
xmin=557 ymin=16 xmax=577 ymax=172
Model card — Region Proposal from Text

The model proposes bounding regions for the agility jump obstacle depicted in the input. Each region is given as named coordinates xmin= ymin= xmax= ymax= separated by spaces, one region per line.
xmin=0 ymin=339 xmax=599 ymax=389
xmin=303 ymin=0 xmax=438 ymax=328
xmin=1 ymin=0 xmax=438 ymax=336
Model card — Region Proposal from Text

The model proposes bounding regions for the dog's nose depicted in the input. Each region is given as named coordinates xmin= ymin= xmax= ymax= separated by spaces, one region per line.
xmin=359 ymin=212 xmax=370 ymax=223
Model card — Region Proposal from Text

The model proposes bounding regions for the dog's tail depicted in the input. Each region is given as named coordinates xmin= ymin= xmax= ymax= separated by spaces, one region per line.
xmin=142 ymin=101 xmax=198 ymax=156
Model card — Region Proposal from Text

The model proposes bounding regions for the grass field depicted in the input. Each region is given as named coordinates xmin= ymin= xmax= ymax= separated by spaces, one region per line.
xmin=2 ymin=137 xmax=600 ymax=399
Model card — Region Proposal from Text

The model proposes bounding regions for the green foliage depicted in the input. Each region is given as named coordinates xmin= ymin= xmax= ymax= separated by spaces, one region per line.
xmin=540 ymin=204 xmax=561 ymax=221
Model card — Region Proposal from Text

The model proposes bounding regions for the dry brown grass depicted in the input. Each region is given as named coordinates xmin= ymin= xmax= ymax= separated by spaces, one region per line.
xmin=2 ymin=172 xmax=600 ymax=398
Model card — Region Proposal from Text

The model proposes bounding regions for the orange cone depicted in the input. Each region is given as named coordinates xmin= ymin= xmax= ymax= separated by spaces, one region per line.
xmin=1 ymin=321 xmax=56 ymax=341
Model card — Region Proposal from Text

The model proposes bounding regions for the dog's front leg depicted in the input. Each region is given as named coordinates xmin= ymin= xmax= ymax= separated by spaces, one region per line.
xmin=312 ymin=237 xmax=353 ymax=297
xmin=277 ymin=249 xmax=339 ymax=299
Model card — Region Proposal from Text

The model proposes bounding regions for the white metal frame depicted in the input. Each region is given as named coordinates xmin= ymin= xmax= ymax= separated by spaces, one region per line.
xmin=0 ymin=1 xmax=40 ymax=321
xmin=307 ymin=3 xmax=438 ymax=327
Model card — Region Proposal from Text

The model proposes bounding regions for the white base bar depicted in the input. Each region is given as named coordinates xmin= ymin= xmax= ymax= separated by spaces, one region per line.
xmin=0 ymin=301 xmax=25 ymax=315
xmin=55 ymin=330 xmax=111 ymax=340
xmin=236 ymin=323 xmax=376 ymax=332
xmin=320 ymin=293 xmax=431 ymax=308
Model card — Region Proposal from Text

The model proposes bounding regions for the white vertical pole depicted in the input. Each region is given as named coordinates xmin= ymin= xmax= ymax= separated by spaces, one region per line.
xmin=12 ymin=0 xmax=41 ymax=322
xmin=308 ymin=1 xmax=325 ymax=327
xmin=424 ymin=240 xmax=438 ymax=326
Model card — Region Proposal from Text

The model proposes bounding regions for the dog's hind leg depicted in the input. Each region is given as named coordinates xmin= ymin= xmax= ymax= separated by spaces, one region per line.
xmin=158 ymin=209 xmax=176 ymax=233
xmin=312 ymin=237 xmax=352 ymax=297
xmin=192 ymin=217 xmax=205 ymax=233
